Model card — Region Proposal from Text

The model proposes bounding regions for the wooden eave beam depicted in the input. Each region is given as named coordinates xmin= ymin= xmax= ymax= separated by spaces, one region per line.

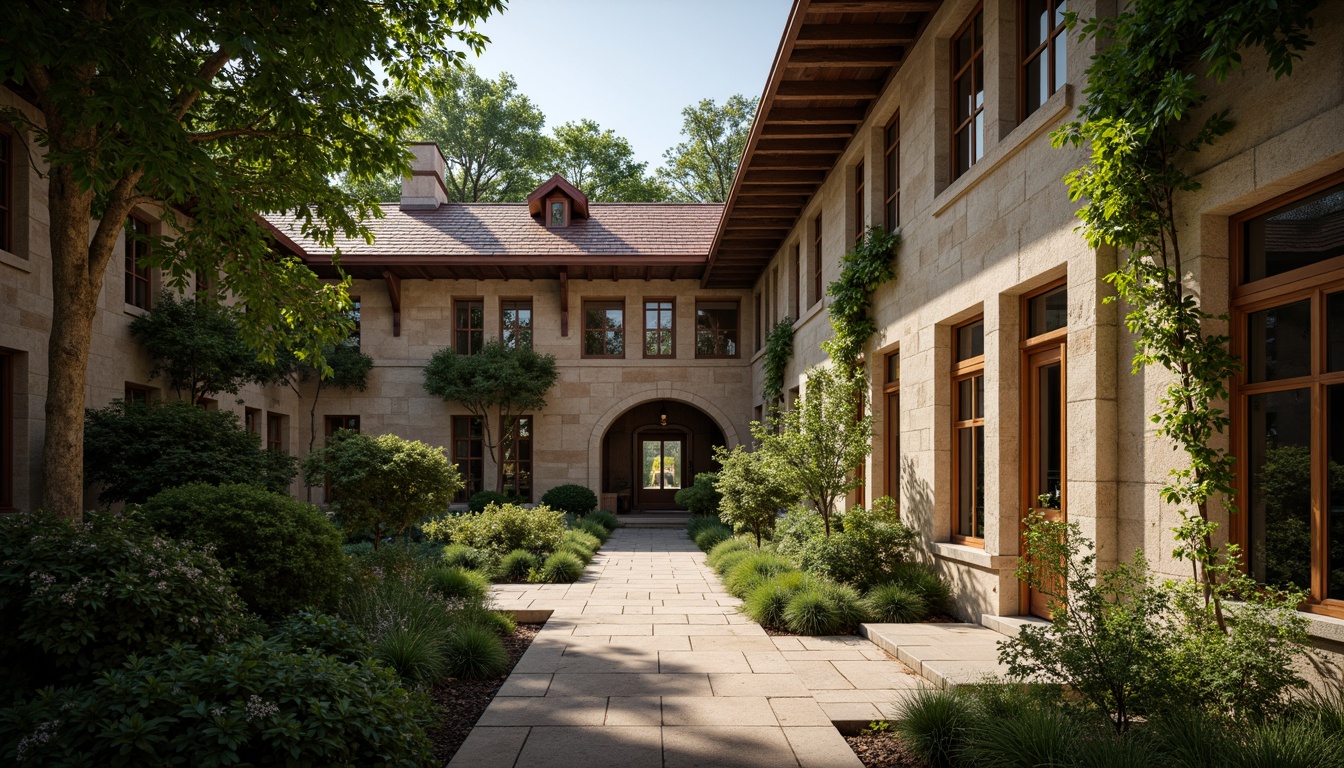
xmin=382 ymin=269 xmax=402 ymax=337
xmin=774 ymin=79 xmax=885 ymax=99
xmin=785 ymin=46 xmax=905 ymax=67
xmin=742 ymin=169 xmax=827 ymax=184
xmin=754 ymin=137 xmax=850 ymax=153
xmin=751 ymin=154 xmax=836 ymax=169
xmin=726 ymin=218 xmax=797 ymax=229
xmin=806 ymin=0 xmax=940 ymax=12
xmin=767 ymin=106 xmax=867 ymax=124
xmin=795 ymin=23 xmax=917 ymax=45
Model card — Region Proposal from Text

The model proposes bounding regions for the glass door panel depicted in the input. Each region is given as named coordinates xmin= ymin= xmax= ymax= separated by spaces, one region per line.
xmin=1246 ymin=387 xmax=1312 ymax=591
xmin=641 ymin=439 xmax=683 ymax=490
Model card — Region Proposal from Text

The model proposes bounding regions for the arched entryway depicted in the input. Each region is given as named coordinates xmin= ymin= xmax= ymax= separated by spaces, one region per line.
xmin=600 ymin=400 xmax=727 ymax=512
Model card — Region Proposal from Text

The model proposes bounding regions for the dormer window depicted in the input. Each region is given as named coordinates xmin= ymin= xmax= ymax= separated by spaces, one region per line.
xmin=548 ymin=198 xmax=569 ymax=228
xmin=528 ymin=174 xmax=589 ymax=228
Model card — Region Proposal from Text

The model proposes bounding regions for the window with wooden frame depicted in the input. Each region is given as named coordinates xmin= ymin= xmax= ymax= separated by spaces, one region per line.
xmin=244 ymin=407 xmax=261 ymax=435
xmin=952 ymin=5 xmax=985 ymax=180
xmin=791 ymin=243 xmax=801 ymax=318
xmin=0 ymin=131 xmax=12 ymax=254
xmin=883 ymin=350 xmax=901 ymax=507
xmin=854 ymin=160 xmax=866 ymax=244
xmin=812 ymin=214 xmax=824 ymax=307
xmin=696 ymin=300 xmax=739 ymax=358
xmin=500 ymin=415 xmax=533 ymax=501
xmin=501 ymin=299 xmax=533 ymax=349
xmin=124 ymin=383 xmax=154 ymax=405
xmin=266 ymin=413 xmax=287 ymax=453
xmin=754 ymin=291 xmax=763 ymax=352
xmin=884 ymin=113 xmax=900 ymax=231
xmin=452 ymin=415 xmax=485 ymax=502
xmin=1230 ymin=172 xmax=1344 ymax=617
xmin=347 ymin=297 xmax=361 ymax=348
xmin=952 ymin=317 xmax=986 ymax=543
xmin=643 ymin=299 xmax=675 ymax=358
xmin=195 ymin=268 xmax=212 ymax=296
xmin=546 ymin=197 xmax=570 ymax=228
xmin=324 ymin=415 xmax=360 ymax=437
xmin=582 ymin=300 xmax=625 ymax=357
xmin=1021 ymin=0 xmax=1067 ymax=120
xmin=124 ymin=216 xmax=152 ymax=309
xmin=454 ymin=299 xmax=485 ymax=355
xmin=0 ymin=352 xmax=12 ymax=511
xmin=765 ymin=269 xmax=774 ymax=328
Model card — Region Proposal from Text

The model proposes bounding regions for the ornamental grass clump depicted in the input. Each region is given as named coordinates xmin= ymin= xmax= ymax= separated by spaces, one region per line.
xmin=865 ymin=582 xmax=928 ymax=623
xmin=585 ymin=510 xmax=619 ymax=532
xmin=895 ymin=688 xmax=976 ymax=768
xmin=743 ymin=571 xmax=814 ymax=629
xmin=576 ymin=518 xmax=610 ymax=544
xmin=497 ymin=549 xmax=541 ymax=582
xmin=455 ymin=604 xmax=516 ymax=637
xmin=441 ymin=543 xmax=493 ymax=572
xmin=706 ymin=537 xmax=752 ymax=569
xmin=536 ymin=551 xmax=586 ymax=583
xmin=686 ymin=513 xmax=725 ymax=541
xmin=783 ymin=588 xmax=845 ymax=636
xmin=376 ymin=625 xmax=448 ymax=686
xmin=445 ymin=623 xmax=509 ymax=679
xmin=885 ymin=561 xmax=952 ymax=615
xmin=724 ymin=551 xmax=796 ymax=598
xmin=820 ymin=581 xmax=869 ymax=632
xmin=695 ymin=524 xmax=733 ymax=551
xmin=425 ymin=566 xmax=491 ymax=602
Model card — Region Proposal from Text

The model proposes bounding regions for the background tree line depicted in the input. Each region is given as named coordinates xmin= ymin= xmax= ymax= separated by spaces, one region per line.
xmin=343 ymin=64 xmax=757 ymax=204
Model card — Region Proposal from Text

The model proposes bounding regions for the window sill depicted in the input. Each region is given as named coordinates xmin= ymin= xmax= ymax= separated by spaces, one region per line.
xmin=1301 ymin=611 xmax=1344 ymax=646
xmin=794 ymin=299 xmax=826 ymax=330
xmin=0 ymin=249 xmax=31 ymax=273
xmin=933 ymin=84 xmax=1074 ymax=218
xmin=123 ymin=304 xmax=150 ymax=318
xmin=931 ymin=541 xmax=1018 ymax=571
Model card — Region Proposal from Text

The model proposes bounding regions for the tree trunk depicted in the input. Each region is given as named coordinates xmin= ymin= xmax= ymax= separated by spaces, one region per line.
xmin=41 ymin=166 xmax=100 ymax=520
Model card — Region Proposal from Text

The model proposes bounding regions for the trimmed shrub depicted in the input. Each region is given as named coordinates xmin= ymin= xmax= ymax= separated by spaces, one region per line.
xmin=557 ymin=540 xmax=595 ymax=563
xmin=576 ymin=518 xmax=610 ymax=544
xmin=744 ymin=571 xmax=814 ymax=629
xmin=675 ymin=471 xmax=722 ymax=516
xmin=338 ymin=571 xmax=459 ymax=687
xmin=0 ymin=511 xmax=247 ymax=696
xmin=895 ymin=688 xmax=975 ymax=768
xmin=350 ymin=539 xmax=442 ymax=576
xmin=586 ymin=510 xmax=619 ymax=532
xmin=706 ymin=537 xmax=751 ymax=569
xmin=468 ymin=490 xmax=510 ymax=512
xmin=887 ymin=561 xmax=952 ymax=615
xmin=445 ymin=624 xmax=509 ymax=679
xmin=139 ymin=482 xmax=346 ymax=620
xmin=783 ymin=588 xmax=844 ymax=635
xmin=498 ymin=549 xmax=542 ymax=582
xmin=865 ymin=582 xmax=928 ymax=623
xmin=773 ymin=505 xmax=825 ymax=561
xmin=0 ymin=638 xmax=436 ymax=767
xmin=424 ymin=503 xmax=566 ymax=557
xmin=536 ymin=551 xmax=586 ymax=583
xmin=695 ymin=525 xmax=733 ymax=551
xmin=540 ymin=484 xmax=598 ymax=515
xmin=273 ymin=610 xmax=372 ymax=664
xmin=796 ymin=498 xmax=917 ymax=590
xmin=442 ymin=543 xmax=493 ymax=572
xmin=563 ymin=529 xmax=603 ymax=552
xmin=425 ymin=566 xmax=491 ymax=602
xmin=821 ymin=581 xmax=869 ymax=632
xmin=377 ymin=625 xmax=448 ymax=686
xmin=724 ymin=552 xmax=796 ymax=598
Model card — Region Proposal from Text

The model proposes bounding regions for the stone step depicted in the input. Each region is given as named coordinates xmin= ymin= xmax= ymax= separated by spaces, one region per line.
xmin=617 ymin=513 xmax=692 ymax=529
xmin=979 ymin=614 xmax=1051 ymax=638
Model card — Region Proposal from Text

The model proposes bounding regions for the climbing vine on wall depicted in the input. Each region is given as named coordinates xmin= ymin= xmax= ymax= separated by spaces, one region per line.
xmin=1053 ymin=0 xmax=1317 ymax=628
xmin=822 ymin=226 xmax=900 ymax=377
xmin=762 ymin=317 xmax=794 ymax=407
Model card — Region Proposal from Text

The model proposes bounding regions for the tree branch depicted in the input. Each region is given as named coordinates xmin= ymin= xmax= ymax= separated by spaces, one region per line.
xmin=173 ymin=47 xmax=232 ymax=121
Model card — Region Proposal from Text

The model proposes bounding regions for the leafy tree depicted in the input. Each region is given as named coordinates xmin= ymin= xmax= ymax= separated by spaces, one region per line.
xmin=756 ymin=365 xmax=872 ymax=536
xmin=129 ymin=293 xmax=274 ymax=404
xmin=302 ymin=431 xmax=461 ymax=550
xmin=714 ymin=446 xmax=797 ymax=547
xmin=422 ymin=341 xmax=559 ymax=492
xmin=0 ymin=0 xmax=503 ymax=519
xmin=675 ymin=471 xmax=723 ymax=517
xmin=657 ymin=95 xmax=757 ymax=202
xmin=83 ymin=400 xmax=298 ymax=506
xmin=273 ymin=340 xmax=375 ymax=457
xmin=543 ymin=119 xmax=671 ymax=201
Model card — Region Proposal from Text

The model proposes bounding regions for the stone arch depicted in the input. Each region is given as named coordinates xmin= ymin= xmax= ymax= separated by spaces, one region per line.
xmin=586 ymin=388 xmax=743 ymax=494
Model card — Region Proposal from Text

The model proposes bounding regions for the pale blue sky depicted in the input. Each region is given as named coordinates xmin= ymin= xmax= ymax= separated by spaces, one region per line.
xmin=468 ymin=0 xmax=793 ymax=169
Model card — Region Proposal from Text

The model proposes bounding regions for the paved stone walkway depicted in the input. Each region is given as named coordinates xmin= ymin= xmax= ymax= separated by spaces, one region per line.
xmin=453 ymin=528 xmax=925 ymax=768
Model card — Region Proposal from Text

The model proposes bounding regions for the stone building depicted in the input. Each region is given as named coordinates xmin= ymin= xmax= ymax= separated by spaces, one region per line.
xmin=2 ymin=0 xmax=1344 ymax=649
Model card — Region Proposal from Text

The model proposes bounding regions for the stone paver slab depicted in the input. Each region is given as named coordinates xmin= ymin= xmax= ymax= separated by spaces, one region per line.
xmin=784 ymin=726 xmax=867 ymax=768
xmin=662 ymin=695 xmax=778 ymax=726
xmin=710 ymin=673 xmax=812 ymax=697
xmin=662 ymin=725 xmax=800 ymax=768
xmin=445 ymin=725 xmax=529 ymax=768
xmin=514 ymin=726 xmax=663 ymax=768
xmin=477 ymin=696 xmax=608 ymax=726
xmin=547 ymin=672 xmax=713 ymax=697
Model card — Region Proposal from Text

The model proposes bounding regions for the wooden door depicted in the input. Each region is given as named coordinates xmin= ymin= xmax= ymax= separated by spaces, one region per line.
xmin=1024 ymin=345 xmax=1066 ymax=618
xmin=635 ymin=434 xmax=686 ymax=510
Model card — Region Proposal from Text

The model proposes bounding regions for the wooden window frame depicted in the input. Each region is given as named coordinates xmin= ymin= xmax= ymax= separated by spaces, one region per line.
xmin=324 ymin=415 xmax=360 ymax=437
xmin=1230 ymin=170 xmax=1344 ymax=619
xmin=125 ymin=214 xmax=153 ymax=310
xmin=124 ymin=383 xmax=155 ymax=405
xmin=0 ymin=130 xmax=12 ymax=255
xmin=454 ymin=298 xmax=485 ymax=355
xmin=582 ymin=299 xmax=626 ymax=359
xmin=500 ymin=415 xmax=534 ymax=502
xmin=500 ymin=298 xmax=534 ymax=350
xmin=883 ymin=350 xmax=901 ymax=506
xmin=642 ymin=298 xmax=676 ymax=359
xmin=1019 ymin=0 xmax=1067 ymax=121
xmin=452 ymin=415 xmax=485 ymax=502
xmin=244 ymin=407 xmax=261 ymax=435
xmin=0 ymin=352 xmax=12 ymax=511
xmin=266 ymin=412 xmax=287 ymax=453
xmin=695 ymin=299 xmax=740 ymax=359
xmin=951 ymin=316 xmax=987 ymax=545
xmin=854 ymin=160 xmax=866 ymax=245
xmin=546 ymin=196 xmax=570 ymax=228
xmin=812 ymin=214 xmax=824 ymax=307
xmin=884 ymin=113 xmax=900 ymax=231
xmin=754 ymin=291 xmax=763 ymax=352
xmin=1018 ymin=281 xmax=1068 ymax=609
xmin=791 ymin=243 xmax=801 ymax=318
xmin=951 ymin=4 xmax=985 ymax=181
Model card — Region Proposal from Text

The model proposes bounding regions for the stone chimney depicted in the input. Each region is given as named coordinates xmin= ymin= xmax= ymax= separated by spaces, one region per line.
xmin=400 ymin=142 xmax=449 ymax=210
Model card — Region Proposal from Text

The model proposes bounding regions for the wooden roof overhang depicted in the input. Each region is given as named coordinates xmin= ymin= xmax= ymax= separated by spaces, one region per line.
xmin=702 ymin=0 xmax=942 ymax=288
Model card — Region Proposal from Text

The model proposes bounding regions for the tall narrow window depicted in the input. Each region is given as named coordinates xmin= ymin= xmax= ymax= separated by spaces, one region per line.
xmin=952 ymin=6 xmax=985 ymax=179
xmin=583 ymin=300 xmax=625 ymax=357
xmin=501 ymin=300 xmax=533 ymax=349
xmin=952 ymin=318 xmax=986 ymax=542
xmin=1 ymin=131 xmax=13 ymax=253
xmin=884 ymin=114 xmax=900 ymax=231
xmin=791 ymin=243 xmax=801 ymax=318
xmin=1232 ymin=174 xmax=1344 ymax=616
xmin=644 ymin=299 xmax=674 ymax=358
xmin=754 ymin=292 xmax=763 ymax=352
xmin=812 ymin=214 xmax=823 ymax=306
xmin=765 ymin=271 xmax=773 ymax=329
xmin=348 ymin=297 xmax=361 ymax=348
xmin=452 ymin=415 xmax=485 ymax=502
xmin=244 ymin=407 xmax=261 ymax=435
xmin=696 ymin=300 xmax=739 ymax=358
xmin=501 ymin=415 xmax=533 ymax=501
xmin=1 ymin=352 xmax=12 ymax=511
xmin=854 ymin=160 xmax=866 ymax=244
xmin=884 ymin=351 xmax=900 ymax=507
xmin=454 ymin=299 xmax=484 ymax=355
xmin=1023 ymin=283 xmax=1067 ymax=617
xmin=266 ymin=413 xmax=287 ymax=453
xmin=1021 ymin=0 xmax=1067 ymax=119
xmin=125 ymin=216 xmax=152 ymax=309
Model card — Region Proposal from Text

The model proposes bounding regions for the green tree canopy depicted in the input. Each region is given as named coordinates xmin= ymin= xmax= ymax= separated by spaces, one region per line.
xmin=129 ymin=293 xmax=274 ymax=404
xmin=714 ymin=447 xmax=797 ymax=546
xmin=0 ymin=0 xmax=503 ymax=519
xmin=543 ymin=119 xmax=671 ymax=201
xmin=657 ymin=95 xmax=757 ymax=202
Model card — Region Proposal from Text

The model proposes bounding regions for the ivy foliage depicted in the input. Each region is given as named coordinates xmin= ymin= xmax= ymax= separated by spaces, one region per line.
xmin=762 ymin=317 xmax=795 ymax=406
xmin=822 ymin=227 xmax=900 ymax=376
xmin=1053 ymin=0 xmax=1318 ymax=627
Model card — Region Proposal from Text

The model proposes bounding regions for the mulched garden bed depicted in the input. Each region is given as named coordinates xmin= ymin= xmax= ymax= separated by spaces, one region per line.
xmin=844 ymin=729 xmax=925 ymax=767
xmin=426 ymin=622 xmax=541 ymax=764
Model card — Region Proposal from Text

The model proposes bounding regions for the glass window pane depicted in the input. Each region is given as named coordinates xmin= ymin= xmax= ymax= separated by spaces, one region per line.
xmin=1028 ymin=286 xmax=1068 ymax=337
xmin=1026 ymin=0 xmax=1048 ymax=49
xmin=1245 ymin=299 xmax=1312 ymax=382
xmin=1246 ymin=388 xmax=1312 ymax=592
xmin=643 ymin=441 xmax=661 ymax=489
xmin=886 ymin=352 xmax=900 ymax=384
xmin=1329 ymin=292 xmax=1344 ymax=372
xmin=974 ymin=425 xmax=985 ymax=538
xmin=1026 ymin=54 xmax=1046 ymax=114
xmin=974 ymin=374 xmax=985 ymax=419
xmin=1038 ymin=362 xmax=1063 ymax=508
xmin=664 ymin=441 xmax=682 ymax=490
xmin=1329 ymin=385 xmax=1344 ymax=600
xmin=584 ymin=330 xmax=603 ymax=355
xmin=1244 ymin=183 xmax=1344 ymax=283
xmin=958 ymin=378 xmax=974 ymax=418
xmin=957 ymin=70 xmax=973 ymax=123
xmin=957 ymin=321 xmax=984 ymax=361
xmin=958 ymin=427 xmax=974 ymax=535
xmin=1053 ymin=26 xmax=1067 ymax=93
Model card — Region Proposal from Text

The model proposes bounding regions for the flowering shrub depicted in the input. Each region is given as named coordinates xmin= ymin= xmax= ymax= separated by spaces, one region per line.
xmin=0 ymin=511 xmax=247 ymax=697
xmin=422 ymin=502 xmax=565 ymax=557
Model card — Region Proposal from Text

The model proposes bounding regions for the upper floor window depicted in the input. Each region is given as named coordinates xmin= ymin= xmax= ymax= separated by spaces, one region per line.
xmin=454 ymin=299 xmax=484 ymax=355
xmin=0 ymin=131 xmax=11 ymax=254
xmin=696 ymin=300 xmax=739 ymax=358
xmin=952 ymin=5 xmax=985 ymax=179
xmin=791 ymin=243 xmax=801 ymax=318
xmin=325 ymin=415 xmax=361 ymax=438
xmin=812 ymin=214 xmax=823 ymax=306
xmin=1022 ymin=0 xmax=1067 ymax=118
xmin=644 ymin=299 xmax=675 ymax=358
xmin=348 ymin=297 xmax=361 ymax=348
xmin=884 ymin=114 xmax=900 ymax=230
xmin=547 ymin=198 xmax=569 ymax=227
xmin=0 ymin=352 xmax=11 ymax=511
xmin=501 ymin=299 xmax=533 ymax=349
xmin=854 ymin=160 xmax=866 ymax=244
xmin=583 ymin=300 xmax=625 ymax=357
xmin=125 ymin=216 xmax=152 ymax=309
xmin=266 ymin=412 xmax=287 ymax=453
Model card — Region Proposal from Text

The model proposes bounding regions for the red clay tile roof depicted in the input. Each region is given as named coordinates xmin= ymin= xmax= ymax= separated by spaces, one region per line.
xmin=268 ymin=202 xmax=723 ymax=260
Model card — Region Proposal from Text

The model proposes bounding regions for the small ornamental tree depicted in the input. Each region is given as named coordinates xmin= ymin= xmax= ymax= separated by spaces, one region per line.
xmin=129 ymin=294 xmax=274 ymax=404
xmin=714 ymin=446 xmax=797 ymax=547
xmin=756 ymin=365 xmax=872 ymax=536
xmin=302 ymin=431 xmax=461 ymax=549
xmin=423 ymin=341 xmax=559 ymax=493
xmin=273 ymin=339 xmax=375 ymax=454
xmin=675 ymin=472 xmax=723 ymax=517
